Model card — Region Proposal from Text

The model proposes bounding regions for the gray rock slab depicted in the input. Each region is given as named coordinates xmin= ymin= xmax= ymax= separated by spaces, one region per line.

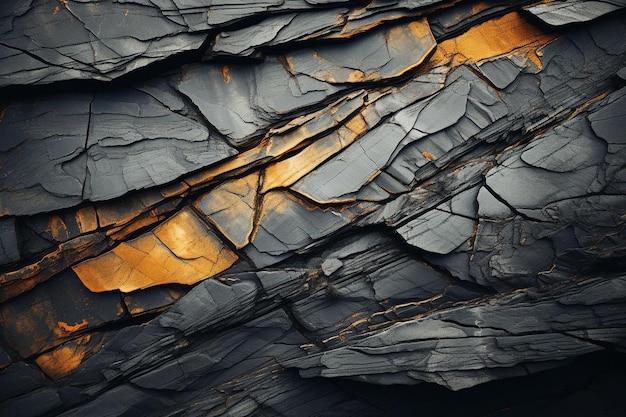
xmin=477 ymin=57 xmax=523 ymax=89
xmin=0 ymin=218 xmax=20 ymax=265
xmin=0 ymin=87 xmax=235 ymax=216
xmin=0 ymin=93 xmax=91 ymax=216
xmin=2 ymin=388 xmax=62 ymax=417
xmin=485 ymin=147 xmax=603 ymax=218
xmin=397 ymin=187 xmax=479 ymax=254
xmin=85 ymin=89 xmax=236 ymax=201
xmin=369 ymin=257 xmax=449 ymax=301
xmin=292 ymin=119 xmax=408 ymax=203
xmin=588 ymin=86 xmax=626 ymax=146
xmin=429 ymin=0 xmax=520 ymax=39
xmin=0 ymin=0 xmax=206 ymax=86
xmin=158 ymin=277 xmax=258 ymax=335
xmin=250 ymin=191 xmax=354 ymax=257
xmin=284 ymin=19 xmax=435 ymax=84
xmin=176 ymin=60 xmax=341 ymax=146
xmin=525 ymin=1 xmax=624 ymax=26
xmin=0 ymin=362 xmax=45 ymax=403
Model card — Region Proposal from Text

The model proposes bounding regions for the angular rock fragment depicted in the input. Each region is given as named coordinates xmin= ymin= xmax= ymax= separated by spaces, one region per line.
xmin=476 ymin=57 xmax=524 ymax=89
xmin=212 ymin=11 xmax=337 ymax=57
xmin=84 ymin=89 xmax=235 ymax=202
xmin=72 ymin=208 xmax=238 ymax=292
xmin=247 ymin=190 xmax=360 ymax=264
xmin=397 ymin=187 xmax=478 ymax=254
xmin=194 ymin=171 xmax=260 ymax=249
xmin=485 ymin=122 xmax=605 ymax=220
xmin=176 ymin=60 xmax=342 ymax=146
xmin=292 ymin=113 xmax=411 ymax=203
xmin=123 ymin=286 xmax=186 ymax=317
xmin=0 ymin=93 xmax=91 ymax=216
xmin=429 ymin=0 xmax=533 ymax=39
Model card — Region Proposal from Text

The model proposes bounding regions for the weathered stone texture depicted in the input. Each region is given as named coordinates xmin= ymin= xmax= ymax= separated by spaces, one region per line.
xmin=1 ymin=0 xmax=625 ymax=416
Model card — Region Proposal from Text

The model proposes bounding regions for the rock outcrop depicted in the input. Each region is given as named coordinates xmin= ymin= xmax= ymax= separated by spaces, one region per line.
xmin=1 ymin=1 xmax=625 ymax=416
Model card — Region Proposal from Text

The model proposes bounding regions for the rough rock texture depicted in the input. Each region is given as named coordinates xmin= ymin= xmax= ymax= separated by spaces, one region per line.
xmin=1 ymin=1 xmax=625 ymax=416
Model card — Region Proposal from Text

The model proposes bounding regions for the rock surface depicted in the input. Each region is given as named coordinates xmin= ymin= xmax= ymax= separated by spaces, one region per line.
xmin=1 ymin=1 xmax=625 ymax=416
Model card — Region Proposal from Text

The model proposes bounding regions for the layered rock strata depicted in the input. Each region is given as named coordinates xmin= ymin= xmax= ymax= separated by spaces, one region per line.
xmin=1 ymin=1 xmax=625 ymax=416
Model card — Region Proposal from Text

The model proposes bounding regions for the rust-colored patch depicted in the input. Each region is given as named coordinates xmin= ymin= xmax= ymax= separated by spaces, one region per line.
xmin=73 ymin=208 xmax=238 ymax=292
xmin=107 ymin=199 xmax=181 ymax=242
xmin=347 ymin=70 xmax=365 ymax=83
xmin=57 ymin=319 xmax=88 ymax=333
xmin=75 ymin=206 xmax=99 ymax=233
xmin=35 ymin=334 xmax=95 ymax=379
xmin=263 ymin=125 xmax=360 ymax=192
xmin=472 ymin=1 xmax=488 ymax=14
xmin=422 ymin=151 xmax=436 ymax=161
xmin=48 ymin=215 xmax=70 ymax=242
xmin=124 ymin=9 xmax=129 ymax=16
xmin=129 ymin=305 xmax=145 ymax=315
xmin=384 ymin=18 xmax=437 ymax=76
xmin=53 ymin=5 xmax=60 ymax=14
xmin=344 ymin=113 xmax=368 ymax=136
xmin=261 ymin=100 xmax=374 ymax=194
xmin=222 ymin=65 xmax=231 ymax=83
xmin=437 ymin=12 xmax=557 ymax=69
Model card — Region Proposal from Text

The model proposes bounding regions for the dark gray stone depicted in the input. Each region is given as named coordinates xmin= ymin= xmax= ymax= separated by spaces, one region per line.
xmin=477 ymin=57 xmax=523 ymax=89
xmin=176 ymin=60 xmax=341 ymax=146
xmin=1 ymin=3 xmax=626 ymax=417
xmin=0 ymin=0 xmax=206 ymax=86
xmin=0 ymin=218 xmax=20 ymax=265
xmin=2 ymin=388 xmax=62 ymax=417
xmin=0 ymin=362 xmax=45 ymax=403
xmin=397 ymin=187 xmax=478 ymax=254
xmin=0 ymin=87 xmax=235 ymax=216
xmin=158 ymin=277 xmax=258 ymax=335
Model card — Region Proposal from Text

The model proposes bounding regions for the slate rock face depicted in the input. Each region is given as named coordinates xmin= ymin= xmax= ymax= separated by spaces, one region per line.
xmin=1 ymin=1 xmax=625 ymax=416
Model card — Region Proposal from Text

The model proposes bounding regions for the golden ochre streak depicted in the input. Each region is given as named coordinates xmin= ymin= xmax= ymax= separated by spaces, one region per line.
xmin=35 ymin=334 xmax=95 ymax=379
xmin=72 ymin=208 xmax=237 ymax=293
xmin=432 ymin=12 xmax=558 ymax=70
